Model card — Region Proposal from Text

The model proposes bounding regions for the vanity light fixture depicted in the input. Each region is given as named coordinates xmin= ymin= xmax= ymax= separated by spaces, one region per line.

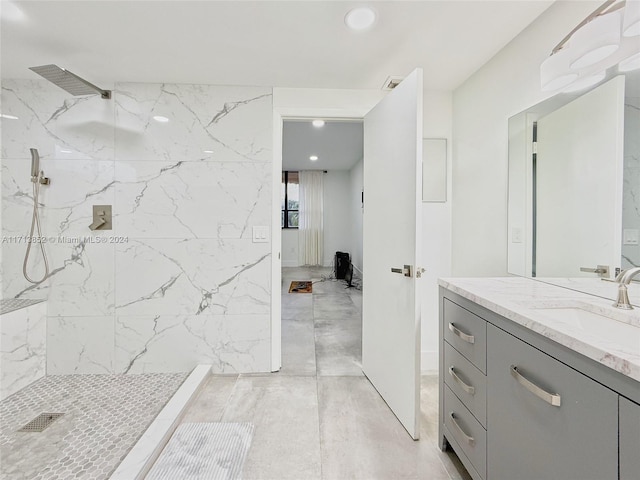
xmin=541 ymin=47 xmax=578 ymax=91
xmin=312 ymin=119 xmax=325 ymax=128
xmin=623 ymin=0 xmax=640 ymax=36
xmin=562 ymin=71 xmax=607 ymax=93
xmin=345 ymin=7 xmax=376 ymax=31
xmin=541 ymin=0 xmax=640 ymax=92
xmin=0 ymin=113 xmax=19 ymax=120
xmin=619 ymin=51 xmax=640 ymax=70
xmin=569 ymin=9 xmax=622 ymax=69
xmin=309 ymin=155 xmax=319 ymax=161
xmin=152 ymin=115 xmax=170 ymax=123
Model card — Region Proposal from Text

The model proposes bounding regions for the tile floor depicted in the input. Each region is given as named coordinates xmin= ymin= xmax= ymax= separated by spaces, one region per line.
xmin=0 ymin=373 xmax=186 ymax=480
xmin=179 ymin=266 xmax=472 ymax=480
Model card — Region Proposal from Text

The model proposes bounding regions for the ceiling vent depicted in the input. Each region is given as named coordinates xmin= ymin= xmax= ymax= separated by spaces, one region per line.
xmin=382 ymin=76 xmax=404 ymax=90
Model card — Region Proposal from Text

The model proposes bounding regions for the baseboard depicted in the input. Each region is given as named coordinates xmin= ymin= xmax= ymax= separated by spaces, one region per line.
xmin=421 ymin=349 xmax=438 ymax=375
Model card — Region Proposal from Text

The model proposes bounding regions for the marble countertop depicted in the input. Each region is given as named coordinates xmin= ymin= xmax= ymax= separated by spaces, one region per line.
xmin=439 ymin=277 xmax=640 ymax=382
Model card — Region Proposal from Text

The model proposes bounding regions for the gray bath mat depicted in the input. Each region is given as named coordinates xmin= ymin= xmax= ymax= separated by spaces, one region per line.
xmin=146 ymin=422 xmax=254 ymax=480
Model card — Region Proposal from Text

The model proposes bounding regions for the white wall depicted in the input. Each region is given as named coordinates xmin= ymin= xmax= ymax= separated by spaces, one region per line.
xmin=420 ymin=90 xmax=453 ymax=373
xmin=349 ymin=158 xmax=364 ymax=274
xmin=322 ymin=171 xmax=352 ymax=267
xmin=451 ymin=1 xmax=599 ymax=277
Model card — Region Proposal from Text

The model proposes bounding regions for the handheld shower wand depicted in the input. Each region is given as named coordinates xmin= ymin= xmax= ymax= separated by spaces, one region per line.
xmin=30 ymin=148 xmax=39 ymax=182
xmin=23 ymin=148 xmax=50 ymax=284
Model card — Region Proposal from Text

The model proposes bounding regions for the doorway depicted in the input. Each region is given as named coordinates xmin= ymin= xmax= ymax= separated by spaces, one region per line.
xmin=271 ymin=69 xmax=423 ymax=439
xmin=279 ymin=119 xmax=364 ymax=375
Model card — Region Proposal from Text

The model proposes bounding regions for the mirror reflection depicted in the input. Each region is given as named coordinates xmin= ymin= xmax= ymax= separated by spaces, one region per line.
xmin=508 ymin=70 xmax=640 ymax=304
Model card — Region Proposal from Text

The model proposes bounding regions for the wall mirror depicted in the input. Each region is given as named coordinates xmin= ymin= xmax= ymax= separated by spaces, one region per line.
xmin=507 ymin=70 xmax=640 ymax=305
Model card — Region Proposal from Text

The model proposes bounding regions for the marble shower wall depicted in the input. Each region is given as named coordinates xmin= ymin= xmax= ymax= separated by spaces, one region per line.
xmin=1 ymin=79 xmax=273 ymax=374
xmin=623 ymin=97 xmax=640 ymax=269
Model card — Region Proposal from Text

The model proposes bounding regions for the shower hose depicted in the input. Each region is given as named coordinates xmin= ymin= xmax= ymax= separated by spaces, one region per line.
xmin=23 ymin=177 xmax=50 ymax=284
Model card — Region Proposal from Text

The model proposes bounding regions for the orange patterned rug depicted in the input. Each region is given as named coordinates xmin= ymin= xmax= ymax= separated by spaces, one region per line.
xmin=288 ymin=281 xmax=312 ymax=293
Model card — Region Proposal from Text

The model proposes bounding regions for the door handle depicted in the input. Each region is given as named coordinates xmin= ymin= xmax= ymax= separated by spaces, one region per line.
xmin=391 ymin=265 xmax=412 ymax=277
xmin=579 ymin=265 xmax=610 ymax=278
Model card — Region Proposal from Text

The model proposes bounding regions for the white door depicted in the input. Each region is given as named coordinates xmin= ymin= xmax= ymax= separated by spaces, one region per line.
xmin=536 ymin=76 xmax=625 ymax=278
xmin=362 ymin=68 xmax=423 ymax=439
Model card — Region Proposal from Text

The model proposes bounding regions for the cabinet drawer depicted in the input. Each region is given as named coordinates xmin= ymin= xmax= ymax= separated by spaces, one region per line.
xmin=487 ymin=324 xmax=618 ymax=480
xmin=444 ymin=341 xmax=486 ymax=427
xmin=443 ymin=298 xmax=486 ymax=372
xmin=444 ymin=384 xmax=486 ymax=480
xmin=620 ymin=396 xmax=640 ymax=480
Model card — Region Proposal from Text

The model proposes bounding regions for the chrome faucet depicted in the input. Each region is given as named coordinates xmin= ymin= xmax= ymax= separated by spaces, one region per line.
xmin=613 ymin=267 xmax=640 ymax=310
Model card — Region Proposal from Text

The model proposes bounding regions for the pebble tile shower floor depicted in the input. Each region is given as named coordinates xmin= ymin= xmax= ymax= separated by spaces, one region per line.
xmin=0 ymin=373 xmax=187 ymax=479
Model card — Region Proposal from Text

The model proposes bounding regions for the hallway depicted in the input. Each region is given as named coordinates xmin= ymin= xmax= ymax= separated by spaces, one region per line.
xmin=179 ymin=267 xmax=471 ymax=479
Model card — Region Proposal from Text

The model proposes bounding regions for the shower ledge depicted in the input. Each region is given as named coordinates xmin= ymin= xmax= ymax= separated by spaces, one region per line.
xmin=109 ymin=364 xmax=211 ymax=480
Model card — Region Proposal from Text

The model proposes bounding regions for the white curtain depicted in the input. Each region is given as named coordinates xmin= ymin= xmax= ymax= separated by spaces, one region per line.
xmin=298 ymin=171 xmax=324 ymax=266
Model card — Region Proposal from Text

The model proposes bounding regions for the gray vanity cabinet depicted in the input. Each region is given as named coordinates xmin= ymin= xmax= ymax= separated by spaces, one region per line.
xmin=619 ymin=396 xmax=640 ymax=480
xmin=439 ymin=288 xmax=639 ymax=480
xmin=486 ymin=324 xmax=618 ymax=480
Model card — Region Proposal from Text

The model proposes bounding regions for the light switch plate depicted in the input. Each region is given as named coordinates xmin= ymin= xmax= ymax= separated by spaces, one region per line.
xmin=623 ymin=229 xmax=639 ymax=245
xmin=512 ymin=227 xmax=523 ymax=244
xmin=252 ymin=226 xmax=269 ymax=243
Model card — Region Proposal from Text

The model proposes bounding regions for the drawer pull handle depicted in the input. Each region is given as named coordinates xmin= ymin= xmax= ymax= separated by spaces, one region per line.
xmin=449 ymin=366 xmax=475 ymax=395
xmin=448 ymin=323 xmax=475 ymax=344
xmin=449 ymin=412 xmax=475 ymax=447
xmin=510 ymin=365 xmax=561 ymax=407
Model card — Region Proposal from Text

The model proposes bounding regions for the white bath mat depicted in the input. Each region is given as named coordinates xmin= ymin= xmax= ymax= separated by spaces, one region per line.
xmin=145 ymin=422 xmax=254 ymax=480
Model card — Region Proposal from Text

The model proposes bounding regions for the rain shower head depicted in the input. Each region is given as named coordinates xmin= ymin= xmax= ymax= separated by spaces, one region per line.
xmin=29 ymin=64 xmax=111 ymax=99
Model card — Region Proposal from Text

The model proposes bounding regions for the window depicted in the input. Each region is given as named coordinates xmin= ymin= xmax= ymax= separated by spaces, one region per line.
xmin=282 ymin=171 xmax=299 ymax=228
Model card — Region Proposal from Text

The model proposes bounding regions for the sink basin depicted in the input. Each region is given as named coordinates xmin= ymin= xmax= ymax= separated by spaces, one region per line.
xmin=532 ymin=306 xmax=640 ymax=354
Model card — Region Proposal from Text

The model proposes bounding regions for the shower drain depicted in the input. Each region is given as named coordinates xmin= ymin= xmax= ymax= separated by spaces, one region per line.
xmin=18 ymin=413 xmax=64 ymax=432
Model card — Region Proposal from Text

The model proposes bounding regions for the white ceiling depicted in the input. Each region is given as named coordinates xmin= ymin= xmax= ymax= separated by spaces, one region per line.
xmin=283 ymin=120 xmax=363 ymax=171
xmin=1 ymin=0 xmax=553 ymax=91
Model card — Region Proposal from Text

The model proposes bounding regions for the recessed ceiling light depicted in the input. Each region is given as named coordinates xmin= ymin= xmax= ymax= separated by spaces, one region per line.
xmin=203 ymin=150 xmax=214 ymax=154
xmin=153 ymin=115 xmax=170 ymax=123
xmin=312 ymin=119 xmax=325 ymax=128
xmin=0 ymin=113 xmax=19 ymax=120
xmin=309 ymin=155 xmax=319 ymax=161
xmin=345 ymin=7 xmax=376 ymax=31
xmin=60 ymin=149 xmax=73 ymax=154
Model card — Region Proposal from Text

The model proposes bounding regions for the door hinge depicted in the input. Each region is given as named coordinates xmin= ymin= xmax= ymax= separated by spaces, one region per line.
xmin=416 ymin=267 xmax=426 ymax=278
xmin=532 ymin=141 xmax=538 ymax=155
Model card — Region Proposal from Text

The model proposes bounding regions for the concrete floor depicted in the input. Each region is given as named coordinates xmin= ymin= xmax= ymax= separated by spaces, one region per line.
xmin=180 ymin=266 xmax=472 ymax=480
